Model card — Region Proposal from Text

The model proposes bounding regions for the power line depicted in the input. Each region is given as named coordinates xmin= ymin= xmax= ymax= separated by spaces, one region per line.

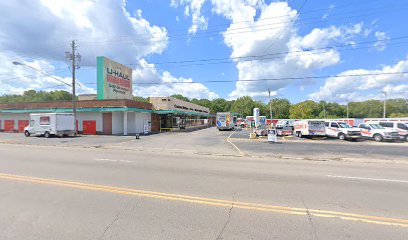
xmin=81 ymin=71 xmax=408 ymax=86
xmin=124 ymin=35 xmax=408 ymax=67
xmin=79 ymin=4 xmax=408 ymax=46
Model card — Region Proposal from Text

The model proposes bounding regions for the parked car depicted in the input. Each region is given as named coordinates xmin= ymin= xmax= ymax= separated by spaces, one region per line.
xmin=358 ymin=123 xmax=399 ymax=142
xmin=294 ymin=120 xmax=326 ymax=138
xmin=325 ymin=121 xmax=361 ymax=140
xmin=24 ymin=113 xmax=76 ymax=138
xmin=370 ymin=121 xmax=408 ymax=141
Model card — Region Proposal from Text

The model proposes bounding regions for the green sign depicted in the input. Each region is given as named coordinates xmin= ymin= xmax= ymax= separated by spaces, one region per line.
xmin=97 ymin=56 xmax=133 ymax=100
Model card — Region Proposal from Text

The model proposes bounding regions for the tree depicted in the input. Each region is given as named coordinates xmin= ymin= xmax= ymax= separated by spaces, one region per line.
xmin=170 ymin=94 xmax=190 ymax=102
xmin=133 ymin=96 xmax=149 ymax=103
xmin=268 ymin=98 xmax=291 ymax=119
xmin=0 ymin=90 xmax=72 ymax=103
xmin=209 ymin=98 xmax=229 ymax=113
xmin=229 ymin=96 xmax=268 ymax=117
xmin=289 ymin=100 xmax=320 ymax=119
xmin=317 ymin=101 xmax=346 ymax=118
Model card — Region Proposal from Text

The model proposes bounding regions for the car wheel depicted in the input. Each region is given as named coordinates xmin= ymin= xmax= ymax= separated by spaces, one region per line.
xmin=338 ymin=133 xmax=346 ymax=140
xmin=405 ymin=135 xmax=408 ymax=142
xmin=44 ymin=131 xmax=51 ymax=138
xmin=24 ymin=130 xmax=30 ymax=137
xmin=374 ymin=134 xmax=383 ymax=142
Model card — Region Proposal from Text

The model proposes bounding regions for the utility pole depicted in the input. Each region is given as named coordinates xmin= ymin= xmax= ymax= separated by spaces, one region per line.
xmin=383 ymin=91 xmax=387 ymax=118
xmin=323 ymin=103 xmax=326 ymax=119
xmin=66 ymin=40 xmax=81 ymax=135
xmin=346 ymin=102 xmax=349 ymax=119
xmin=268 ymin=89 xmax=273 ymax=121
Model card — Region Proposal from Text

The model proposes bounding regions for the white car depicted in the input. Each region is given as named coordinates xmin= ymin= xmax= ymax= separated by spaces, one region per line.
xmin=325 ymin=121 xmax=361 ymax=140
xmin=358 ymin=123 xmax=399 ymax=142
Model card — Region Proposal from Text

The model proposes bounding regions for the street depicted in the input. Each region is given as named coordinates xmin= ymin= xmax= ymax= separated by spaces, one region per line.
xmin=1 ymin=128 xmax=408 ymax=239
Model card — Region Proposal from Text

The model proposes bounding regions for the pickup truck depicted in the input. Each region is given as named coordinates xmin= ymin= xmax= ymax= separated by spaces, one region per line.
xmin=325 ymin=121 xmax=361 ymax=140
xmin=358 ymin=123 xmax=400 ymax=142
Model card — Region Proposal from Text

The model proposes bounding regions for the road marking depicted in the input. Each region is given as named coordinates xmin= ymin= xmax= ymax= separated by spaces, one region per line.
xmin=94 ymin=158 xmax=132 ymax=163
xmin=0 ymin=173 xmax=407 ymax=228
xmin=327 ymin=175 xmax=408 ymax=184
xmin=226 ymin=130 xmax=244 ymax=156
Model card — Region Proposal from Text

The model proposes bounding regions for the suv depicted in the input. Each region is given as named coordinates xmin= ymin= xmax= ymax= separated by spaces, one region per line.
xmin=358 ymin=123 xmax=400 ymax=142
xmin=372 ymin=121 xmax=408 ymax=141
xmin=325 ymin=121 xmax=361 ymax=140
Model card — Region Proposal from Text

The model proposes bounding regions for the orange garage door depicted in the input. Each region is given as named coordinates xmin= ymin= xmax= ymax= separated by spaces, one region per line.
xmin=18 ymin=120 xmax=29 ymax=132
xmin=83 ymin=120 xmax=96 ymax=135
xmin=4 ymin=120 xmax=15 ymax=132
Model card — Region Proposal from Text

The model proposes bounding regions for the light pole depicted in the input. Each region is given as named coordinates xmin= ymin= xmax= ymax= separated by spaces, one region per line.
xmin=13 ymin=60 xmax=76 ymax=134
xmin=268 ymin=89 xmax=273 ymax=122
xmin=382 ymin=91 xmax=387 ymax=118
xmin=12 ymin=61 xmax=71 ymax=87
xmin=346 ymin=102 xmax=349 ymax=119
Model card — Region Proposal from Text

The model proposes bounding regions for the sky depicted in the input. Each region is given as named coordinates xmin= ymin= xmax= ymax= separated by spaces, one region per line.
xmin=0 ymin=0 xmax=407 ymax=104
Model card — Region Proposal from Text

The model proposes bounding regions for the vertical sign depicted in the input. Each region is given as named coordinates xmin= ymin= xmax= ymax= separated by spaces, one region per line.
xmin=97 ymin=56 xmax=133 ymax=100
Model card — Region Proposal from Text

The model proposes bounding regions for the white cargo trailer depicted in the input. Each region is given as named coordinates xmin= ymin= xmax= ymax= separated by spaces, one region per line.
xmin=24 ymin=113 xmax=75 ymax=138
xmin=294 ymin=120 xmax=326 ymax=138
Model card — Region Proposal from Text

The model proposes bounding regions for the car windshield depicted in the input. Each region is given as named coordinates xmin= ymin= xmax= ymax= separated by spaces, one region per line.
xmin=369 ymin=124 xmax=385 ymax=129
xmin=338 ymin=122 xmax=351 ymax=128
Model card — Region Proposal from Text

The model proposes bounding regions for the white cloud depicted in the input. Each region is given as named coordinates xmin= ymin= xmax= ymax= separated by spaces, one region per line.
xmin=309 ymin=58 xmax=408 ymax=103
xmin=373 ymin=31 xmax=389 ymax=51
xmin=172 ymin=0 xmax=208 ymax=34
xmin=0 ymin=52 xmax=94 ymax=95
xmin=0 ymin=0 xmax=217 ymax=99
xmin=0 ymin=0 xmax=168 ymax=66
xmin=132 ymin=59 xmax=218 ymax=100
xmin=171 ymin=1 xmax=378 ymax=100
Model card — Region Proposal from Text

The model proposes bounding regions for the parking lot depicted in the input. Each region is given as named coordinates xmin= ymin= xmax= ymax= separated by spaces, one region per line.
xmin=1 ymin=126 xmax=407 ymax=162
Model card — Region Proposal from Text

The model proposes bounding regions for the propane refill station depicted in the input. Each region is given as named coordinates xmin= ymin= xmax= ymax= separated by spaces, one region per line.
xmin=253 ymin=108 xmax=260 ymax=129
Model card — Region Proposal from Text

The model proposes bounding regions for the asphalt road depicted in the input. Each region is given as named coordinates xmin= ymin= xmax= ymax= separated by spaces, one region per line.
xmin=1 ymin=141 xmax=408 ymax=239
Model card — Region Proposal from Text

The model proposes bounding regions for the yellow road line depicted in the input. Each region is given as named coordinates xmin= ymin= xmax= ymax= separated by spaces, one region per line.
xmin=0 ymin=173 xmax=407 ymax=228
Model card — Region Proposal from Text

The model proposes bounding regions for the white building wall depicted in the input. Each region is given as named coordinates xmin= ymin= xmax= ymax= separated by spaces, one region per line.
xmin=127 ymin=112 xmax=136 ymax=134
xmin=0 ymin=113 xmax=30 ymax=130
xmin=112 ymin=112 xmax=124 ymax=135
xmin=135 ymin=112 xmax=151 ymax=133
xmin=76 ymin=112 xmax=103 ymax=132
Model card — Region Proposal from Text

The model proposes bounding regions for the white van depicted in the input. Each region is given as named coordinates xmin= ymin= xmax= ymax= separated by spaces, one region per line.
xmin=369 ymin=121 xmax=408 ymax=141
xmin=325 ymin=121 xmax=361 ymax=140
xmin=358 ymin=123 xmax=399 ymax=142
xmin=24 ymin=113 xmax=76 ymax=138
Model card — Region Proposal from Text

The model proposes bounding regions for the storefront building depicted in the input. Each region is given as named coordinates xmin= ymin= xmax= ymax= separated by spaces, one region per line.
xmin=0 ymin=99 xmax=158 ymax=135
xmin=150 ymin=97 xmax=212 ymax=131
xmin=0 ymin=57 xmax=211 ymax=135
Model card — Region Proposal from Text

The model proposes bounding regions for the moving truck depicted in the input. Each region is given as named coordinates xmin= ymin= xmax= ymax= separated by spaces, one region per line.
xmin=294 ymin=120 xmax=326 ymax=138
xmin=24 ymin=113 xmax=75 ymax=138
xmin=216 ymin=112 xmax=235 ymax=130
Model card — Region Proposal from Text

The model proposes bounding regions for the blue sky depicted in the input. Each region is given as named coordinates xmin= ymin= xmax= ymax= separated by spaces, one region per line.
xmin=0 ymin=0 xmax=407 ymax=103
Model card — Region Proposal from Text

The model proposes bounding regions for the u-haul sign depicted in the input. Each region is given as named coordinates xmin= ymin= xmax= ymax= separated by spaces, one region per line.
xmin=97 ymin=56 xmax=133 ymax=100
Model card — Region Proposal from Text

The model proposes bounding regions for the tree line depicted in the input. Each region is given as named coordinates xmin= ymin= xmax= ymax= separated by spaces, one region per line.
xmin=0 ymin=91 xmax=407 ymax=118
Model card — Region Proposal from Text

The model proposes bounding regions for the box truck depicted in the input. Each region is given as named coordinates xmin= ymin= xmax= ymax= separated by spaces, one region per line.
xmin=216 ymin=112 xmax=235 ymax=130
xmin=24 ymin=113 xmax=76 ymax=138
